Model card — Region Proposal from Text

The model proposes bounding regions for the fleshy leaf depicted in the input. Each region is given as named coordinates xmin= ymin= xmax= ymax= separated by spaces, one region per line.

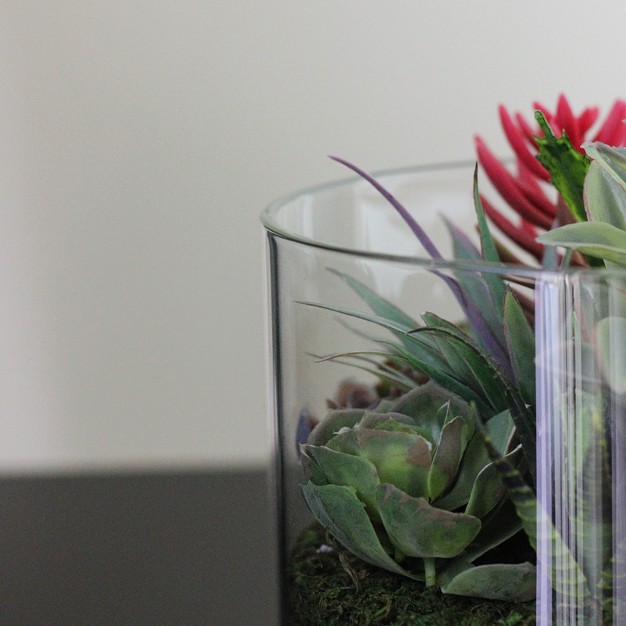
xmin=302 ymin=445 xmax=380 ymax=517
xmin=584 ymin=160 xmax=626 ymax=229
xmin=326 ymin=427 xmax=431 ymax=499
xmin=595 ymin=317 xmax=626 ymax=395
xmin=376 ymin=483 xmax=481 ymax=559
xmin=440 ymin=562 xmax=536 ymax=601
xmin=465 ymin=444 xmax=523 ymax=519
xmin=428 ymin=416 xmax=470 ymax=501
xmin=307 ymin=408 xmax=365 ymax=447
xmin=537 ymin=222 xmax=626 ymax=265
xmin=584 ymin=142 xmax=626 ymax=191
xmin=475 ymin=419 xmax=590 ymax=601
xmin=300 ymin=483 xmax=417 ymax=578
xmin=434 ymin=409 xmax=515 ymax=511
xmin=386 ymin=381 xmax=473 ymax=444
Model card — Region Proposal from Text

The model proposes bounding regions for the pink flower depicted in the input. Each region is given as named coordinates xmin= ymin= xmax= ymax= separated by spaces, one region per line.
xmin=475 ymin=95 xmax=626 ymax=262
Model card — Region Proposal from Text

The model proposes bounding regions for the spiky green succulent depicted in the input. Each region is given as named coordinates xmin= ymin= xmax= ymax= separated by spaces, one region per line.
xmin=300 ymin=381 xmax=535 ymax=601
xmin=538 ymin=142 xmax=626 ymax=267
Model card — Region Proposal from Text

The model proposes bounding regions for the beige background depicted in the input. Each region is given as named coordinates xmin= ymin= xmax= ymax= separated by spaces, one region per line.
xmin=0 ymin=1 xmax=622 ymax=472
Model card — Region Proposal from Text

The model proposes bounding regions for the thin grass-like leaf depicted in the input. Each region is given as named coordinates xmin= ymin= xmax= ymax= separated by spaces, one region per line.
xmin=329 ymin=157 xmax=515 ymax=376
xmin=419 ymin=312 xmax=509 ymax=413
xmin=312 ymin=350 xmax=418 ymax=392
xmin=503 ymin=290 xmax=536 ymax=405
xmin=299 ymin=300 xmax=451 ymax=371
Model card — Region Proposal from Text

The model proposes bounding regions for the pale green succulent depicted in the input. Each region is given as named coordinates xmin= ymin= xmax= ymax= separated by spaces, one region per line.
xmin=300 ymin=381 xmax=536 ymax=601
xmin=538 ymin=142 xmax=626 ymax=266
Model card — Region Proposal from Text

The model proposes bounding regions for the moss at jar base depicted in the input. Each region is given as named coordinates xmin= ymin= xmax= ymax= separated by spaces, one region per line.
xmin=287 ymin=524 xmax=536 ymax=626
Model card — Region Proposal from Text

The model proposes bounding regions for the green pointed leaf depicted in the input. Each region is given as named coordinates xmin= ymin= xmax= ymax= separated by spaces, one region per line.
xmin=435 ymin=409 xmax=514 ymax=511
xmin=325 ymin=269 xmax=447 ymax=362
xmin=428 ymin=416 xmax=470 ymax=501
xmin=441 ymin=562 xmax=536 ymax=601
xmin=445 ymin=217 xmax=507 ymax=349
xmin=299 ymin=300 xmax=452 ymax=372
xmin=301 ymin=482 xmax=417 ymax=578
xmin=328 ymin=269 xmax=420 ymax=329
xmin=314 ymin=351 xmax=417 ymax=393
xmin=416 ymin=315 xmax=510 ymax=413
xmin=376 ymin=339 xmax=490 ymax=413
xmin=537 ymin=222 xmax=626 ymax=265
xmin=461 ymin=499 xmax=523 ymax=563
xmin=376 ymin=483 xmax=481 ymax=559
xmin=473 ymin=165 xmax=502 ymax=264
xmin=535 ymin=111 xmax=589 ymax=221
xmin=465 ymin=445 xmax=523 ymax=519
xmin=503 ymin=290 xmax=536 ymax=406
xmin=302 ymin=445 xmax=380 ymax=517
xmin=584 ymin=160 xmax=626 ymax=229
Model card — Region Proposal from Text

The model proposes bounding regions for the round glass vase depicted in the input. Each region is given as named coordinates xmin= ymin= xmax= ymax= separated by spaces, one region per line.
xmin=262 ymin=162 xmax=626 ymax=625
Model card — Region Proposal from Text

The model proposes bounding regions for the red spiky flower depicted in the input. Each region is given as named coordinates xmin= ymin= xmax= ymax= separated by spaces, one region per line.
xmin=475 ymin=95 xmax=626 ymax=262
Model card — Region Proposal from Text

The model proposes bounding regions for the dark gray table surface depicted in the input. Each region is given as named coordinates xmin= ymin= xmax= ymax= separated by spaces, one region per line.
xmin=0 ymin=469 xmax=279 ymax=625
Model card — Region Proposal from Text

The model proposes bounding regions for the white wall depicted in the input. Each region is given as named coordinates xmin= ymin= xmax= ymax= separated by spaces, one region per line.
xmin=0 ymin=1 xmax=622 ymax=472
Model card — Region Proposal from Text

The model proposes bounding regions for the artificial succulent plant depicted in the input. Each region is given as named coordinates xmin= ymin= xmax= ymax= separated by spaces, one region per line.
xmin=297 ymin=96 xmax=626 ymax=607
xmin=300 ymin=381 xmax=534 ymax=601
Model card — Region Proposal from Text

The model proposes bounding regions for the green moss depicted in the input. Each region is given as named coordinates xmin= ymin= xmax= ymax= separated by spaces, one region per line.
xmin=287 ymin=524 xmax=536 ymax=626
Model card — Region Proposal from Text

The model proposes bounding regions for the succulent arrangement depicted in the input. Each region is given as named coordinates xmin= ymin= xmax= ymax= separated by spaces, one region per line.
xmin=295 ymin=96 xmax=626 ymax=614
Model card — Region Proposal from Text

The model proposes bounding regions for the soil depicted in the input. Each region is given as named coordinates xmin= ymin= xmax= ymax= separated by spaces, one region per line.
xmin=287 ymin=524 xmax=536 ymax=626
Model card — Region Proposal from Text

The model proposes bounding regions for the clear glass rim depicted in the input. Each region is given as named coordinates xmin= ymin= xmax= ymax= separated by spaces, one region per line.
xmin=261 ymin=160 xmax=626 ymax=279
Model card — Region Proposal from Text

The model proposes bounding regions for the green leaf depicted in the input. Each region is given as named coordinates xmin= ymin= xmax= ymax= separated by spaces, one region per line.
xmin=535 ymin=110 xmax=589 ymax=221
xmin=428 ymin=416 xmax=470 ymax=501
xmin=584 ymin=160 xmax=626 ymax=229
xmin=307 ymin=408 xmax=365 ymax=446
xmin=473 ymin=164 xmax=503 ymax=264
xmin=461 ymin=499 xmax=523 ymax=563
xmin=300 ymin=482 xmax=417 ymax=578
xmin=328 ymin=269 xmax=420 ymax=329
xmin=299 ymin=300 xmax=451 ymax=372
xmin=503 ymin=290 xmax=536 ymax=406
xmin=314 ymin=351 xmax=417 ymax=393
xmin=474 ymin=420 xmax=590 ymax=601
xmin=584 ymin=142 xmax=626 ymax=191
xmin=440 ymin=562 xmax=536 ymax=601
xmin=595 ymin=316 xmax=626 ymax=395
xmin=444 ymin=217 xmax=507 ymax=351
xmin=386 ymin=380 xmax=473 ymax=444
xmin=434 ymin=409 xmax=515 ymax=511
xmin=302 ymin=445 xmax=381 ymax=517
xmin=325 ymin=270 xmax=445 ymax=362
xmin=327 ymin=427 xmax=432 ymax=499
xmin=537 ymin=222 xmax=626 ymax=265
xmin=376 ymin=483 xmax=481 ymax=559
xmin=419 ymin=313 xmax=509 ymax=413
xmin=376 ymin=339 xmax=491 ymax=413
xmin=465 ymin=445 xmax=523 ymax=519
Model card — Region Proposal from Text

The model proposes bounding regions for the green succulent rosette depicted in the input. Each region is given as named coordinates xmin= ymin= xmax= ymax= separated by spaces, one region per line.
xmin=300 ymin=381 xmax=536 ymax=602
